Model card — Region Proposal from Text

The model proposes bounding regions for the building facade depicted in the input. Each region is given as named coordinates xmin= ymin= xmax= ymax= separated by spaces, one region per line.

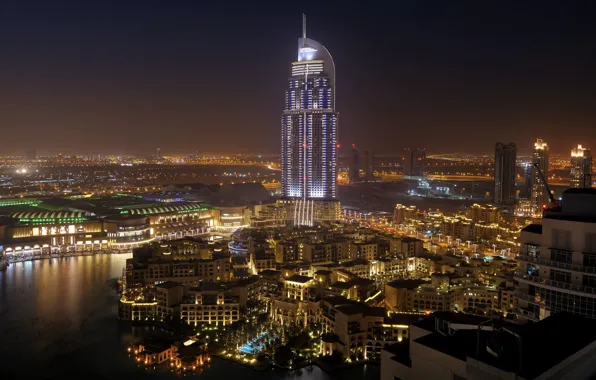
xmin=493 ymin=142 xmax=516 ymax=205
xmin=570 ymin=144 xmax=593 ymax=189
xmin=515 ymin=188 xmax=596 ymax=322
xmin=530 ymin=138 xmax=550 ymax=214
xmin=280 ymin=17 xmax=339 ymax=226
xmin=403 ymin=148 xmax=426 ymax=177
xmin=349 ymin=145 xmax=360 ymax=184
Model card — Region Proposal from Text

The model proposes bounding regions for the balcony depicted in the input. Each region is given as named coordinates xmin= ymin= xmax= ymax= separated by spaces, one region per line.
xmin=517 ymin=255 xmax=596 ymax=275
xmin=514 ymin=305 xmax=539 ymax=322
xmin=514 ymin=272 xmax=596 ymax=296
xmin=513 ymin=291 xmax=543 ymax=305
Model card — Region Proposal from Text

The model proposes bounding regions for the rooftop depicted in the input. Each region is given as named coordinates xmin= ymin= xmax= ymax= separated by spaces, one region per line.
xmin=349 ymin=277 xmax=375 ymax=287
xmin=284 ymin=274 xmax=313 ymax=284
xmin=385 ymin=342 xmax=411 ymax=368
xmin=414 ymin=312 xmax=596 ymax=379
xmin=155 ymin=281 xmax=182 ymax=290
xmin=521 ymin=224 xmax=542 ymax=234
xmin=258 ymin=269 xmax=281 ymax=278
xmin=336 ymin=303 xmax=369 ymax=316
xmin=387 ymin=279 xmax=428 ymax=290
xmin=321 ymin=295 xmax=357 ymax=308
xmin=330 ymin=281 xmax=352 ymax=290
xmin=413 ymin=311 xmax=491 ymax=332
xmin=563 ymin=188 xmax=596 ymax=195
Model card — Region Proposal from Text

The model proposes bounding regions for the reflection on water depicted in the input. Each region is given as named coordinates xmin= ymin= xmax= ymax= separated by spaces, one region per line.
xmin=0 ymin=254 xmax=379 ymax=379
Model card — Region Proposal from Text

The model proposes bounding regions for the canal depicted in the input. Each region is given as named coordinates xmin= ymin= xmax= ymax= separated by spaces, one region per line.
xmin=0 ymin=254 xmax=379 ymax=379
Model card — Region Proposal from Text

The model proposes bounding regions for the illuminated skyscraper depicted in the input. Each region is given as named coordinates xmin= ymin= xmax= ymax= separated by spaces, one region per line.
xmin=494 ymin=142 xmax=517 ymax=205
xmin=570 ymin=144 xmax=593 ymax=188
xmin=281 ymin=15 xmax=339 ymax=225
xmin=530 ymin=138 xmax=550 ymax=214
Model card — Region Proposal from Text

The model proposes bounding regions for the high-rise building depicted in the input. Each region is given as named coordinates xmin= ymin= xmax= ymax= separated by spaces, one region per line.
xmin=280 ymin=15 xmax=339 ymax=226
xmin=349 ymin=145 xmax=360 ymax=184
xmin=363 ymin=150 xmax=374 ymax=181
xmin=530 ymin=138 xmax=550 ymax=214
xmin=570 ymin=144 xmax=593 ymax=189
xmin=493 ymin=142 xmax=517 ymax=205
xmin=515 ymin=188 xmax=596 ymax=321
xmin=521 ymin=161 xmax=533 ymax=199
xmin=403 ymin=148 xmax=426 ymax=176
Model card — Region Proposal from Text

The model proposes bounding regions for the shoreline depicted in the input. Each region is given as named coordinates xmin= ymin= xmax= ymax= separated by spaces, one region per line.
xmin=3 ymin=250 xmax=132 ymax=265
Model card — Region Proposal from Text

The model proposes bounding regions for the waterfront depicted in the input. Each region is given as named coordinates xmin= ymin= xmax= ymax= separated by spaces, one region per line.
xmin=0 ymin=254 xmax=379 ymax=379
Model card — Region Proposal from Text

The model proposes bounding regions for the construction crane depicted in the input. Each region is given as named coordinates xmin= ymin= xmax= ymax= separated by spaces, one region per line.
xmin=532 ymin=162 xmax=560 ymax=210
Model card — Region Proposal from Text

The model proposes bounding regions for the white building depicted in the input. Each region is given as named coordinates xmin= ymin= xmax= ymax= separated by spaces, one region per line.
xmin=515 ymin=188 xmax=596 ymax=321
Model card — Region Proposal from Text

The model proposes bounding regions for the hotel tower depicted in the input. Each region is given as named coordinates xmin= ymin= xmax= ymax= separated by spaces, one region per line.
xmin=280 ymin=15 xmax=340 ymax=225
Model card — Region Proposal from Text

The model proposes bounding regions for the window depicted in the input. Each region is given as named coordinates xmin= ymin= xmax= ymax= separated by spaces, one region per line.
xmin=551 ymin=229 xmax=572 ymax=250
xmin=526 ymin=244 xmax=540 ymax=258
xmin=551 ymin=249 xmax=571 ymax=264
xmin=550 ymin=269 xmax=571 ymax=284
xmin=584 ymin=253 xmax=596 ymax=268
xmin=584 ymin=275 xmax=596 ymax=288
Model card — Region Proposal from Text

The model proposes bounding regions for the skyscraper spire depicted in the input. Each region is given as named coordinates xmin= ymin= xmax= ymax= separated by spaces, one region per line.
xmin=302 ymin=13 xmax=307 ymax=39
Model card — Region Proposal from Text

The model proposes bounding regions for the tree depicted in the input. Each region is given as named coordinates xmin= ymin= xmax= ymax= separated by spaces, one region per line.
xmin=274 ymin=345 xmax=294 ymax=367
xmin=287 ymin=332 xmax=310 ymax=349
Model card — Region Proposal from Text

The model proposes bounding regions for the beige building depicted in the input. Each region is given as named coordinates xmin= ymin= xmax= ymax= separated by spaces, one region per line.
xmin=180 ymin=286 xmax=240 ymax=326
xmin=466 ymin=203 xmax=500 ymax=224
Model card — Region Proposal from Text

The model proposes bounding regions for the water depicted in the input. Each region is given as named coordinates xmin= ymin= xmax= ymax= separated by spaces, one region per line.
xmin=0 ymin=254 xmax=379 ymax=379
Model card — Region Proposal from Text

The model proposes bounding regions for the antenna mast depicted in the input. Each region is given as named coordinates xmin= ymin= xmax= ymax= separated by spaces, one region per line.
xmin=302 ymin=13 xmax=307 ymax=38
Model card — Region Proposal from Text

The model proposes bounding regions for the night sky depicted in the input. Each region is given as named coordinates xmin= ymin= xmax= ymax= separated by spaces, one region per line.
xmin=1 ymin=1 xmax=594 ymax=156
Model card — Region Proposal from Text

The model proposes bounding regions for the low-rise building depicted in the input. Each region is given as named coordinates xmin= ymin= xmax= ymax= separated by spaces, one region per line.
xmin=180 ymin=285 xmax=240 ymax=326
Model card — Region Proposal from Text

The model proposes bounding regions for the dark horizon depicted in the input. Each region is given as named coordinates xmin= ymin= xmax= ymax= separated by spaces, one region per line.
xmin=1 ymin=1 xmax=595 ymax=156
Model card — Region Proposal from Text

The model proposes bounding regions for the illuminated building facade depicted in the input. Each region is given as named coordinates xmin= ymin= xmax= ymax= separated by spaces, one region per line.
xmin=0 ymin=211 xmax=108 ymax=254
xmin=0 ymin=197 xmax=219 ymax=255
xmin=493 ymin=142 xmax=516 ymax=205
xmin=180 ymin=288 xmax=240 ymax=326
xmin=570 ymin=144 xmax=593 ymax=188
xmin=281 ymin=16 xmax=339 ymax=226
xmin=530 ymin=138 xmax=550 ymax=214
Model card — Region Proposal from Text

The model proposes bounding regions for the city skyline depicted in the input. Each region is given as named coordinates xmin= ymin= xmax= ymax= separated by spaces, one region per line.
xmin=0 ymin=2 xmax=595 ymax=155
xmin=3 ymin=4 xmax=596 ymax=380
